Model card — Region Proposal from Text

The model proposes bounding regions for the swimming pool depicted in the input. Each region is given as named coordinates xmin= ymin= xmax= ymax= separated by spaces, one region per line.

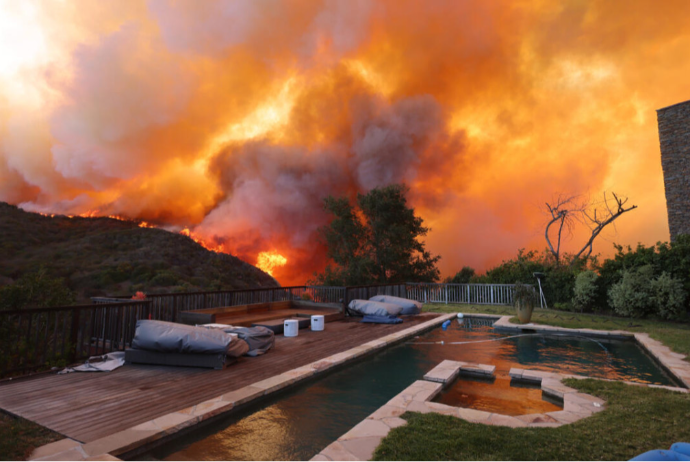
xmin=140 ymin=317 xmax=678 ymax=461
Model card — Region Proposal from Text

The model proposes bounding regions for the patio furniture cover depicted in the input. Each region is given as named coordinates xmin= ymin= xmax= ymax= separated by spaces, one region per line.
xmin=348 ymin=299 xmax=403 ymax=317
xmin=369 ymin=295 xmax=422 ymax=315
xmin=221 ymin=326 xmax=275 ymax=357
xmin=58 ymin=352 xmax=126 ymax=374
xmin=361 ymin=315 xmax=403 ymax=324
xmin=131 ymin=320 xmax=235 ymax=355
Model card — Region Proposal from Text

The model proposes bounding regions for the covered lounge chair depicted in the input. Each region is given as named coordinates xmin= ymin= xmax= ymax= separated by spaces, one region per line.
xmin=125 ymin=320 xmax=249 ymax=369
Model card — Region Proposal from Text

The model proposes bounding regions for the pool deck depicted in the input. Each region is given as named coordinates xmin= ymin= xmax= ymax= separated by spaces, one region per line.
xmin=0 ymin=313 xmax=449 ymax=459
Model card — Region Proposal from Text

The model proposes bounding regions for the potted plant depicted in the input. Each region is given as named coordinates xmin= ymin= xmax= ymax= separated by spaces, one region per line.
xmin=513 ymin=282 xmax=535 ymax=323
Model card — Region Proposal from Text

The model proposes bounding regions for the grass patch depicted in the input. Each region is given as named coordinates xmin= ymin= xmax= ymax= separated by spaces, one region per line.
xmin=0 ymin=412 xmax=62 ymax=461
xmin=423 ymin=304 xmax=690 ymax=360
xmin=373 ymin=379 xmax=690 ymax=461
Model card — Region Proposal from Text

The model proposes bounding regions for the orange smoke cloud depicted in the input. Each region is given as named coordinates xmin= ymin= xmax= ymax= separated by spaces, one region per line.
xmin=1 ymin=0 xmax=689 ymax=285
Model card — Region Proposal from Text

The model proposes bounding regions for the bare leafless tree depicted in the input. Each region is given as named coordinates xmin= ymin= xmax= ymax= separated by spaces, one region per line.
xmin=545 ymin=194 xmax=586 ymax=264
xmin=545 ymin=192 xmax=637 ymax=266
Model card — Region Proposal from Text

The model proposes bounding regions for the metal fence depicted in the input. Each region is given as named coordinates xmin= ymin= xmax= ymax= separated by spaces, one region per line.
xmin=0 ymin=300 xmax=151 ymax=378
xmin=406 ymin=283 xmax=524 ymax=305
xmin=344 ymin=284 xmax=408 ymax=306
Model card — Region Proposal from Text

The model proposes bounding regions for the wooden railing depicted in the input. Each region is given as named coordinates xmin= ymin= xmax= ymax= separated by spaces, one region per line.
xmin=305 ymin=286 xmax=346 ymax=304
xmin=0 ymin=300 xmax=151 ymax=378
xmin=406 ymin=282 xmax=527 ymax=305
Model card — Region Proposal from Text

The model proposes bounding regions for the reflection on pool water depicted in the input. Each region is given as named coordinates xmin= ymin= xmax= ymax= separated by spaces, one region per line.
xmin=434 ymin=375 xmax=563 ymax=416
xmin=143 ymin=318 xmax=678 ymax=461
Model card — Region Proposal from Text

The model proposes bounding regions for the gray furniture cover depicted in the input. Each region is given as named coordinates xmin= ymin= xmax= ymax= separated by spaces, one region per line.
xmin=59 ymin=352 xmax=126 ymax=374
xmin=369 ymin=295 xmax=422 ymax=315
xmin=220 ymin=326 xmax=275 ymax=357
xmin=131 ymin=320 xmax=244 ymax=356
xmin=347 ymin=299 xmax=403 ymax=317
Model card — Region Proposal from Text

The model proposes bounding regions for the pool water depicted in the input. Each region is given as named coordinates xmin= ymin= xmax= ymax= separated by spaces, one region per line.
xmin=434 ymin=375 xmax=564 ymax=416
xmin=142 ymin=318 xmax=678 ymax=461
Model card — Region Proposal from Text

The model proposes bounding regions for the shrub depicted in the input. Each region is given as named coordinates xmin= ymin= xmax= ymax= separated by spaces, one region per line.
xmin=0 ymin=268 xmax=75 ymax=310
xmin=446 ymin=266 xmax=476 ymax=284
xmin=651 ymin=272 xmax=687 ymax=320
xmin=608 ymin=265 xmax=655 ymax=318
xmin=542 ymin=268 xmax=577 ymax=307
xmin=300 ymin=293 xmax=313 ymax=301
xmin=149 ymin=271 xmax=178 ymax=287
xmin=474 ymin=249 xmax=583 ymax=306
xmin=572 ymin=270 xmax=599 ymax=313
xmin=512 ymin=282 xmax=535 ymax=308
xmin=597 ymin=235 xmax=690 ymax=313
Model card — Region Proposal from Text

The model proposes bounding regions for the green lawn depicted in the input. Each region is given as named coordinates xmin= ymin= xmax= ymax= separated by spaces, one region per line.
xmin=374 ymin=379 xmax=690 ymax=461
xmin=0 ymin=412 xmax=61 ymax=461
xmin=424 ymin=303 xmax=690 ymax=360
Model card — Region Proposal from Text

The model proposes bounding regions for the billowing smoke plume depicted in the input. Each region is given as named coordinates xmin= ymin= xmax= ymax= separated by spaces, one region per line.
xmin=198 ymin=88 xmax=461 ymax=279
xmin=2 ymin=0 xmax=690 ymax=283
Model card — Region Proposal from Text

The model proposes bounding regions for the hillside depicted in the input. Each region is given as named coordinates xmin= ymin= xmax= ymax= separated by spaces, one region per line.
xmin=0 ymin=202 xmax=278 ymax=302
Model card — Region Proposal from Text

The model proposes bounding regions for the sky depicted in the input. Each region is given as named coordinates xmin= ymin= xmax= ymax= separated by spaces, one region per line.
xmin=0 ymin=0 xmax=688 ymax=284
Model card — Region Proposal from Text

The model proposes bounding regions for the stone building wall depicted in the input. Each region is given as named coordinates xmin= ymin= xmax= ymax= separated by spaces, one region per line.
xmin=657 ymin=99 xmax=690 ymax=241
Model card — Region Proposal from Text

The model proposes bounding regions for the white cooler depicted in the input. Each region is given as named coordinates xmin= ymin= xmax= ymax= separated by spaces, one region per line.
xmin=284 ymin=319 xmax=299 ymax=337
xmin=311 ymin=315 xmax=325 ymax=331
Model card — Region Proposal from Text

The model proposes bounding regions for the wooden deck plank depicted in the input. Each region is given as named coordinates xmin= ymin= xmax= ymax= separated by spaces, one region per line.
xmin=0 ymin=315 xmax=438 ymax=443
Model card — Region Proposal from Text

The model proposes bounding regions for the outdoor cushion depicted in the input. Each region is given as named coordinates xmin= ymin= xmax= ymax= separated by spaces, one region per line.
xmin=131 ymin=320 xmax=234 ymax=355
xmin=348 ymin=299 xmax=403 ymax=317
xmin=369 ymin=295 xmax=422 ymax=315
xmin=225 ymin=338 xmax=250 ymax=358
xmin=630 ymin=450 xmax=690 ymax=461
xmin=221 ymin=326 xmax=275 ymax=357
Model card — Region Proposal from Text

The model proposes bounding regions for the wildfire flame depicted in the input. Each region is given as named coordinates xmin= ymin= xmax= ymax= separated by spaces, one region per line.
xmin=179 ymin=227 xmax=226 ymax=254
xmin=256 ymin=251 xmax=287 ymax=277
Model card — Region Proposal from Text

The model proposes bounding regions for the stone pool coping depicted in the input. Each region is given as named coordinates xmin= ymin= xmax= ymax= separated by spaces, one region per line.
xmin=311 ymin=359 xmax=689 ymax=462
xmin=29 ymin=313 xmax=457 ymax=461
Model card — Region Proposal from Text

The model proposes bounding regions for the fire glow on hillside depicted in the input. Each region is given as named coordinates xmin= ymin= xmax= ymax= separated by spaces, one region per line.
xmin=1 ymin=1 xmax=689 ymax=284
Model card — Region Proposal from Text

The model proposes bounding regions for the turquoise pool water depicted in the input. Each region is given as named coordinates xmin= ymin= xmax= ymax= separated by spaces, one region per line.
xmin=140 ymin=318 xmax=678 ymax=461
